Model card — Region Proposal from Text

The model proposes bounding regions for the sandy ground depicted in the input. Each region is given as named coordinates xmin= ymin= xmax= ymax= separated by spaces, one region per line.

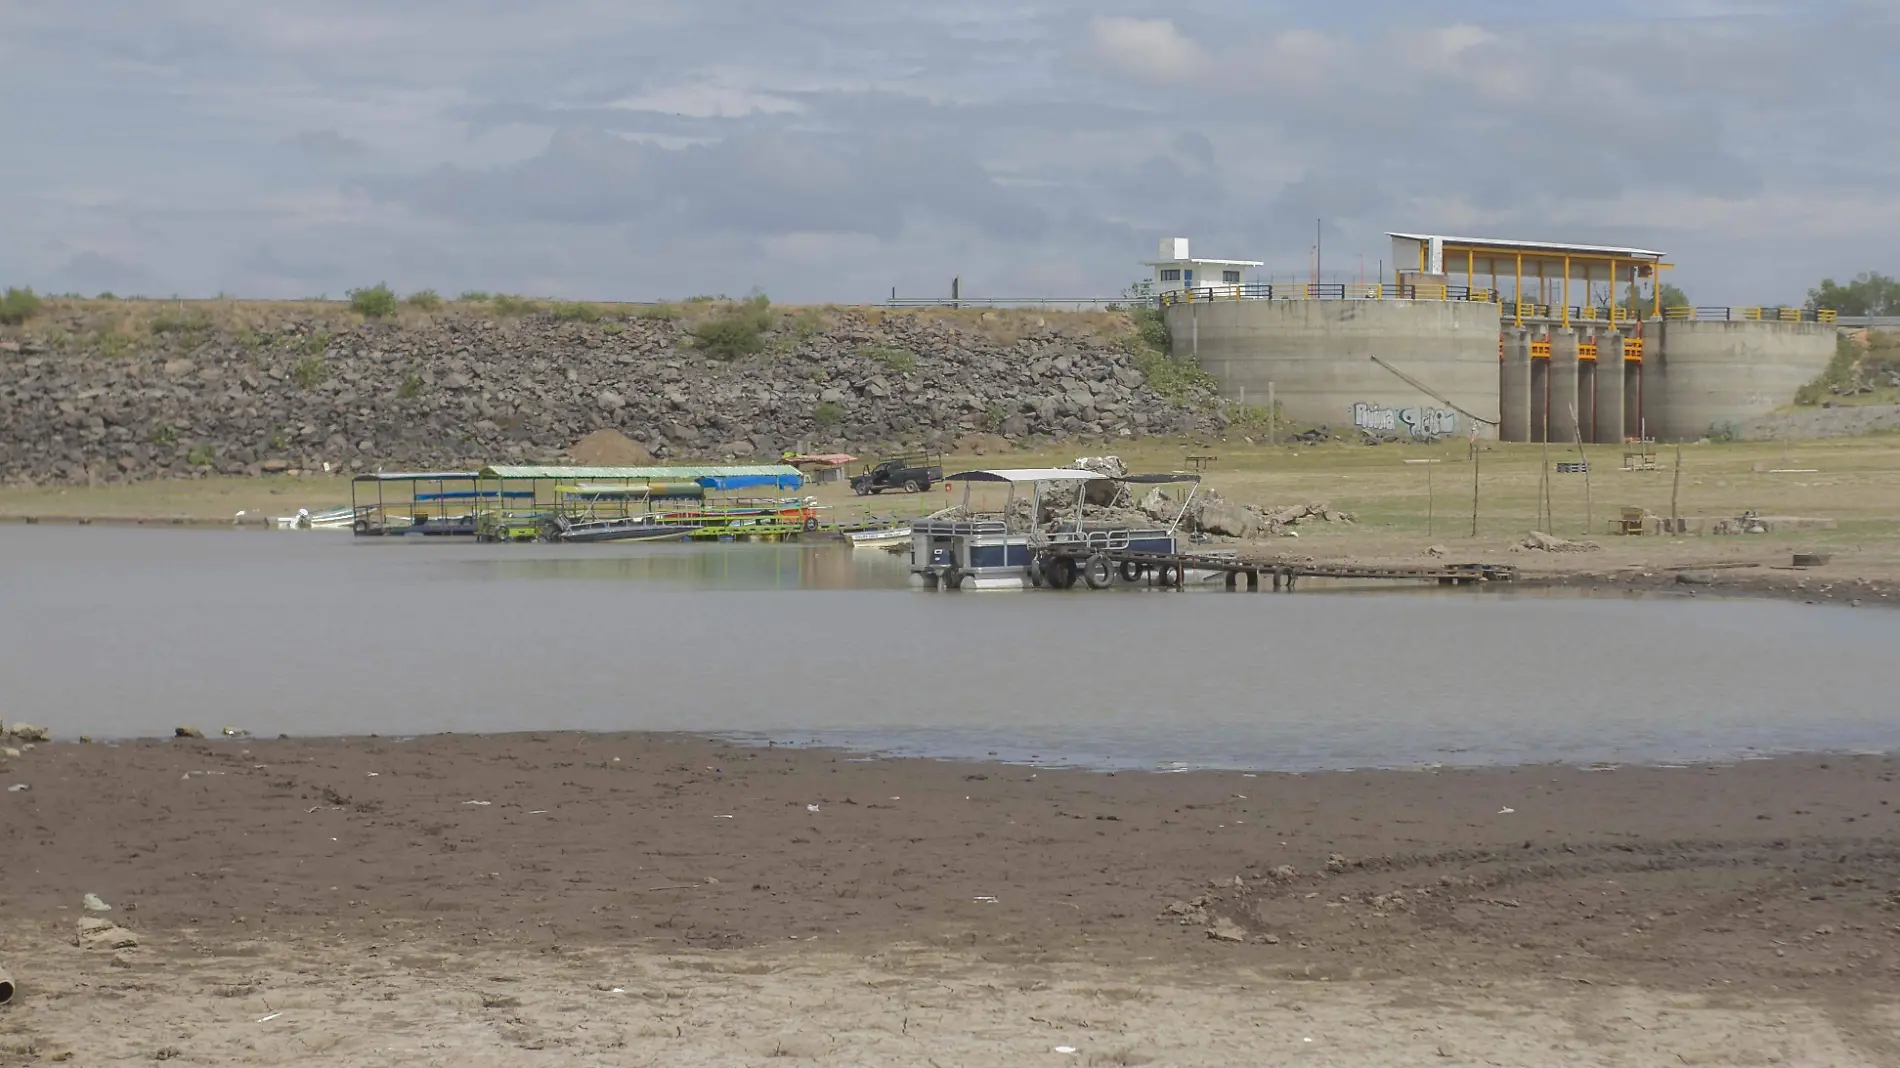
xmin=4 ymin=735 xmax=1899 ymax=1065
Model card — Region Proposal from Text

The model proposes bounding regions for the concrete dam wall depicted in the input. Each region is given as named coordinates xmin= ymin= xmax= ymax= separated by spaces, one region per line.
xmin=1172 ymin=299 xmax=1839 ymax=443
xmin=1165 ymin=299 xmax=1504 ymax=440
xmin=1649 ymin=320 xmax=1836 ymax=440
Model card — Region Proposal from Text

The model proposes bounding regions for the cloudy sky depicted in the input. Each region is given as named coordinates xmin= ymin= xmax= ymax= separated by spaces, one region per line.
xmin=2 ymin=1 xmax=1894 ymax=305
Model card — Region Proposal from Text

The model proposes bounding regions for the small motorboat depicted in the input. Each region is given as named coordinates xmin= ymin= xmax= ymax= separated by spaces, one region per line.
xmin=273 ymin=506 xmax=356 ymax=530
xmin=844 ymin=525 xmax=912 ymax=550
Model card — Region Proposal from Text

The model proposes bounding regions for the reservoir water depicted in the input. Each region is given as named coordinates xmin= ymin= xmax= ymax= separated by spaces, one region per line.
xmin=3 ymin=525 xmax=1896 ymax=771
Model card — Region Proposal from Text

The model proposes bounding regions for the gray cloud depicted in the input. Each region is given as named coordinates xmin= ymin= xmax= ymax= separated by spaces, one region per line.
xmin=0 ymin=1 xmax=1893 ymax=303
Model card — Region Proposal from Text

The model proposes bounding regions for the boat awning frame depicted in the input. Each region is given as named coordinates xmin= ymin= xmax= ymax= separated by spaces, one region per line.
xmin=945 ymin=469 xmax=1110 ymax=484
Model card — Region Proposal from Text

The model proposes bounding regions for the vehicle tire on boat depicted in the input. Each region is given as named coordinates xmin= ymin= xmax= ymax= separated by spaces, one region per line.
xmin=943 ymin=567 xmax=964 ymax=590
xmin=1082 ymin=554 xmax=1113 ymax=590
xmin=1045 ymin=556 xmax=1079 ymax=590
xmin=903 ymin=479 xmax=921 ymax=493
xmin=1117 ymin=560 xmax=1144 ymax=583
xmin=803 ymin=517 xmax=819 ymax=532
xmin=1026 ymin=559 xmax=1045 ymax=588
xmin=352 ymin=518 xmax=369 ymax=534
xmin=1155 ymin=562 xmax=1183 ymax=588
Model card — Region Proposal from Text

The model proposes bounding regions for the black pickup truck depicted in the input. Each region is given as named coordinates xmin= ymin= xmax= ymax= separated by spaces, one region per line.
xmin=850 ymin=453 xmax=944 ymax=495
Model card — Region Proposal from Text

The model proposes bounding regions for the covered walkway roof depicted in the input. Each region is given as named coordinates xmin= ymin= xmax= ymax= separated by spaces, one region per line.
xmin=1387 ymin=232 xmax=1666 ymax=262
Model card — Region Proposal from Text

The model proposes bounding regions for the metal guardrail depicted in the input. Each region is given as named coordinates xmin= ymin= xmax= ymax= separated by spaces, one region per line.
xmin=883 ymin=297 xmax=1128 ymax=310
xmin=1155 ymin=285 xmax=1839 ymax=324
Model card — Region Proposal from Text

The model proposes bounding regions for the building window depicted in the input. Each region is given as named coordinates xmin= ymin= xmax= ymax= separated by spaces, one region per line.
xmin=1222 ymin=270 xmax=1242 ymax=284
xmin=1159 ymin=268 xmax=1181 ymax=282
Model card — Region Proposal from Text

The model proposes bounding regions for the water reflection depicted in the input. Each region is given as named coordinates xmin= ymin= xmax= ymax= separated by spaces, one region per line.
xmin=443 ymin=543 xmax=908 ymax=590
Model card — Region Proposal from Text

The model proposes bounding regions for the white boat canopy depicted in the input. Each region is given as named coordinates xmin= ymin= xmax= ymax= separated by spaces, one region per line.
xmin=944 ymin=468 xmax=1109 ymax=484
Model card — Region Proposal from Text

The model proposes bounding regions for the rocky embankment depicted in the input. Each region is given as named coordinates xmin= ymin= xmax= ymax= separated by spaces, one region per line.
xmin=0 ymin=302 xmax=1222 ymax=484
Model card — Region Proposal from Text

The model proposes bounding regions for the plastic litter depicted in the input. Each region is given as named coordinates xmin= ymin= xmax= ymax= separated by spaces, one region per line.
xmin=83 ymin=894 xmax=111 ymax=912
xmin=462 ymin=800 xmax=491 ymax=806
xmin=1497 ymin=806 xmax=1516 ymax=815
xmin=1053 ymin=1047 xmax=1077 ymax=1055
xmin=805 ymin=804 xmax=820 ymax=813
xmin=257 ymin=1012 xmax=282 ymax=1023
xmin=6 ymin=784 xmax=26 ymax=793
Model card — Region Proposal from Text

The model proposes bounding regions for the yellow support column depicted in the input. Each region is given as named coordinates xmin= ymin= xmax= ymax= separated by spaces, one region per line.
xmin=1562 ymin=256 xmax=1570 ymax=328
xmin=1467 ymin=248 xmax=1475 ymax=299
xmin=1514 ymin=252 xmax=1523 ymax=326
xmin=1608 ymin=257 xmax=1619 ymax=322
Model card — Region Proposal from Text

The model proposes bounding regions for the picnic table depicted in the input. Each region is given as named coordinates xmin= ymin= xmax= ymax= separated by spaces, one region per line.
xmin=1183 ymin=453 xmax=1219 ymax=472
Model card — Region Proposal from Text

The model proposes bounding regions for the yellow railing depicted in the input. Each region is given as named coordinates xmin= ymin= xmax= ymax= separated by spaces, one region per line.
xmin=1624 ymin=339 xmax=1644 ymax=361
xmin=1577 ymin=342 xmax=1598 ymax=360
xmin=1158 ymin=287 xmax=1841 ymax=323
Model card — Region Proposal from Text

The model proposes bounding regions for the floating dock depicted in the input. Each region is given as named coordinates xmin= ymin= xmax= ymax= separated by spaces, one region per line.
xmin=1033 ymin=546 xmax=1516 ymax=591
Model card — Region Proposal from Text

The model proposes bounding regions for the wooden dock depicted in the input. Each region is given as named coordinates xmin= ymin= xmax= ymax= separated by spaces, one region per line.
xmin=1036 ymin=547 xmax=1516 ymax=591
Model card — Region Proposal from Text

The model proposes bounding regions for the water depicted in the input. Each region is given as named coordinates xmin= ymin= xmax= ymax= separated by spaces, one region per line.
xmin=3 ymin=525 xmax=1897 ymax=771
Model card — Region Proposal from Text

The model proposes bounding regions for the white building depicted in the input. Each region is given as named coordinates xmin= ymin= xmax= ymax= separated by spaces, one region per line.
xmin=1142 ymin=237 xmax=1262 ymax=297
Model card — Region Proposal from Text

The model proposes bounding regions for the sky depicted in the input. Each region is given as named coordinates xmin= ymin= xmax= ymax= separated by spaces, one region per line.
xmin=1 ymin=0 xmax=1895 ymax=306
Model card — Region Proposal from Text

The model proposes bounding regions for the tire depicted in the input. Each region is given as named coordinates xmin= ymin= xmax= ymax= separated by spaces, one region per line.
xmin=1027 ymin=560 xmax=1044 ymax=588
xmin=943 ymin=568 xmax=964 ymax=590
xmin=1082 ymin=554 xmax=1113 ymax=590
xmin=803 ymin=516 xmax=819 ymax=532
xmin=352 ymin=518 xmax=369 ymax=534
xmin=903 ymin=479 xmax=920 ymax=493
xmin=1117 ymin=560 xmax=1144 ymax=583
xmin=1156 ymin=563 xmax=1182 ymax=588
xmin=854 ymin=484 xmax=870 ymax=496
xmin=1047 ymin=557 xmax=1078 ymax=590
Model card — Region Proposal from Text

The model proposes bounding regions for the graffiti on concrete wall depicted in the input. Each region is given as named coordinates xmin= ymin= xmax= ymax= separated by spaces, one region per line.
xmin=1351 ymin=402 xmax=1459 ymax=439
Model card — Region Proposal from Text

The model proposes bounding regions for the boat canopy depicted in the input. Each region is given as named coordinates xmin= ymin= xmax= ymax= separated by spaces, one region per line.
xmin=353 ymin=471 xmax=482 ymax=482
xmin=478 ymin=464 xmax=804 ymax=491
xmin=944 ymin=468 xmax=1110 ymax=484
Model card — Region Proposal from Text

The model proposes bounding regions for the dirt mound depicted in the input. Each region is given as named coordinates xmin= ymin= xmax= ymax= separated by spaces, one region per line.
xmin=566 ymin=429 xmax=653 ymax=466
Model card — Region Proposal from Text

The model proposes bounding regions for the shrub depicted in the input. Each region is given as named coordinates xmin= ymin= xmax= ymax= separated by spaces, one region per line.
xmin=185 ymin=444 xmax=216 ymax=467
xmin=1794 ymin=335 xmax=1862 ymax=406
xmin=96 ymin=291 xmax=118 ymax=301
xmin=550 ymin=301 xmax=603 ymax=322
xmin=405 ymin=289 xmax=443 ymax=310
xmin=981 ymin=403 xmax=1007 ymax=432
xmin=812 ymin=401 xmax=846 ymax=428
xmin=302 ymin=330 xmax=328 ymax=358
xmin=150 ymin=423 xmax=179 ymax=446
xmin=0 ymin=287 xmax=43 ymax=325
xmin=490 ymin=294 xmax=541 ymax=317
xmin=97 ymin=331 xmax=133 ymax=357
xmin=862 ymin=344 xmax=917 ymax=373
xmin=1706 ymin=421 xmax=1740 ymax=443
xmin=458 ymin=290 xmax=492 ymax=302
xmin=1129 ymin=304 xmax=1171 ymax=354
xmin=292 ymin=355 xmax=329 ymax=389
xmin=151 ymin=309 xmax=212 ymax=335
xmin=690 ymin=295 xmax=773 ymax=360
xmin=397 ymin=371 xmax=424 ymax=399
xmin=1130 ymin=347 xmax=1217 ymax=403
xmin=633 ymin=303 xmax=682 ymax=321
xmin=349 ymin=283 xmax=398 ymax=318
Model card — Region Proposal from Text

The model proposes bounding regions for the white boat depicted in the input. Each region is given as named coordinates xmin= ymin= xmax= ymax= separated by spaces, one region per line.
xmin=273 ymin=506 xmax=357 ymax=530
xmin=845 ymin=525 xmax=912 ymax=549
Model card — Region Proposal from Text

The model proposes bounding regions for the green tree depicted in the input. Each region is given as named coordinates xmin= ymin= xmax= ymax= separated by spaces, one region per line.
xmin=349 ymin=282 xmax=399 ymax=318
xmin=1621 ymin=281 xmax=1689 ymax=314
xmin=1806 ymin=272 xmax=1900 ymax=316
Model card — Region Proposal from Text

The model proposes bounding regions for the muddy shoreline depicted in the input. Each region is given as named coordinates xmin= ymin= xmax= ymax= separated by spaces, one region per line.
xmin=5 ymin=734 xmax=1898 ymax=1065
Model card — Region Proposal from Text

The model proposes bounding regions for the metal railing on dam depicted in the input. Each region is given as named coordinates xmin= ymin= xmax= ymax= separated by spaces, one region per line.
xmin=1157 ymin=283 xmax=1838 ymax=324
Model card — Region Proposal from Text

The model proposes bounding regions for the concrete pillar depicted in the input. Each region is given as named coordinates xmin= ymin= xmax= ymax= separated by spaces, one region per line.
xmin=1548 ymin=330 xmax=1579 ymax=444
xmin=1593 ymin=333 xmax=1626 ymax=443
xmin=1499 ymin=330 xmax=1532 ymax=442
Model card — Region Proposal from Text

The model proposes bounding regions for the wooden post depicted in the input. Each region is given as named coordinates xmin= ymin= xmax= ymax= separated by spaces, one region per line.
xmin=1469 ymin=441 xmax=1480 ymax=538
xmin=1539 ymin=436 xmax=1551 ymax=532
xmin=1426 ymin=455 xmax=1434 ymax=536
xmin=1570 ymin=404 xmax=1591 ymax=536
xmin=1671 ymin=442 xmax=1683 ymax=529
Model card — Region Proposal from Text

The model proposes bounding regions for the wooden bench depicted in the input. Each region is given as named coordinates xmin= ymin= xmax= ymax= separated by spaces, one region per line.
xmin=1183 ymin=454 xmax=1219 ymax=472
